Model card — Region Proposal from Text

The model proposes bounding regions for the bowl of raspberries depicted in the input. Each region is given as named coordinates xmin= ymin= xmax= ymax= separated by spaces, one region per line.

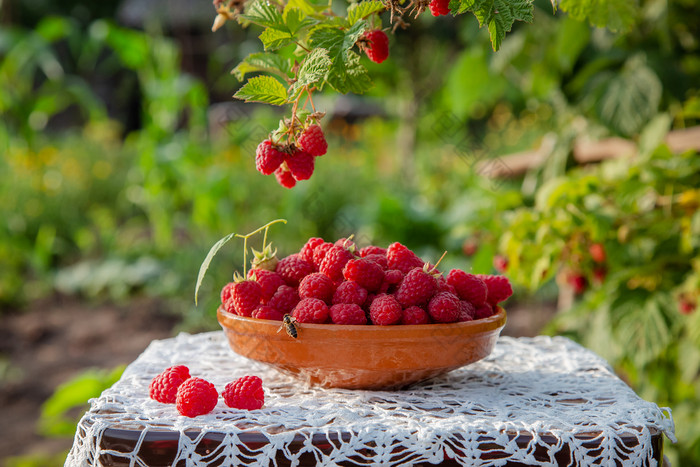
xmin=217 ymin=238 xmax=511 ymax=390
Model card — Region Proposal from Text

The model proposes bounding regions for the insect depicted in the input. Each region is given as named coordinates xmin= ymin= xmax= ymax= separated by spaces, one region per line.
xmin=279 ymin=314 xmax=299 ymax=339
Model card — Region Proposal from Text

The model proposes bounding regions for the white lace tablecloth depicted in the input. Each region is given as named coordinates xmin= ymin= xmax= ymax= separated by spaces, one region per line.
xmin=66 ymin=332 xmax=675 ymax=466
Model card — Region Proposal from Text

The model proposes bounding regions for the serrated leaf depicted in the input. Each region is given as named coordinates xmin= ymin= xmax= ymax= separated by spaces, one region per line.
xmin=234 ymin=75 xmax=288 ymax=105
xmin=241 ymin=0 xmax=286 ymax=29
xmin=232 ymin=52 xmax=292 ymax=81
xmin=449 ymin=0 xmax=533 ymax=51
xmin=290 ymin=48 xmax=331 ymax=97
xmin=194 ymin=232 xmax=237 ymax=305
xmin=559 ymin=0 xmax=637 ymax=32
xmin=326 ymin=50 xmax=373 ymax=94
xmin=259 ymin=27 xmax=294 ymax=51
xmin=309 ymin=21 xmax=372 ymax=94
xmin=591 ymin=56 xmax=661 ymax=137
xmin=284 ymin=8 xmax=317 ymax=34
xmin=285 ymin=0 xmax=327 ymax=15
xmin=348 ymin=0 xmax=386 ymax=25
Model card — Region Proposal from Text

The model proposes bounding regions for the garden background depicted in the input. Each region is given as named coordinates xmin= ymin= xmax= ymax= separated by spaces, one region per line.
xmin=1 ymin=0 xmax=699 ymax=464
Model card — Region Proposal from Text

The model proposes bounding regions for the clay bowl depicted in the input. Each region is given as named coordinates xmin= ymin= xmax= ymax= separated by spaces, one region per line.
xmin=217 ymin=306 xmax=506 ymax=390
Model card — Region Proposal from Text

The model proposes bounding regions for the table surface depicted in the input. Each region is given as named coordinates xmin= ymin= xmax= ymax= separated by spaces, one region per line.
xmin=67 ymin=332 xmax=675 ymax=466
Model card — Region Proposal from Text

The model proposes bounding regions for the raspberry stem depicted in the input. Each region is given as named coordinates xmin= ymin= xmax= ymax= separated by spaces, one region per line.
xmin=427 ymin=251 xmax=448 ymax=274
xmin=234 ymin=219 xmax=288 ymax=279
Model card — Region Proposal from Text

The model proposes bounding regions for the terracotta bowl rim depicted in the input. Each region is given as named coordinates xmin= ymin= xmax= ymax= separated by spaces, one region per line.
xmin=217 ymin=306 xmax=506 ymax=337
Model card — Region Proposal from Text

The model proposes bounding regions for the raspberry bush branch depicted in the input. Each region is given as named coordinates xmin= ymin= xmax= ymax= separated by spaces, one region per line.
xmin=213 ymin=0 xmax=639 ymax=187
xmin=195 ymin=218 xmax=287 ymax=305
xmin=213 ymin=0 xmax=537 ymax=187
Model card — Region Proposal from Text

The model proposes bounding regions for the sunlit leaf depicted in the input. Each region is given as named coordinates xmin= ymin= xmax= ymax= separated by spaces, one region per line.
xmin=234 ymin=75 xmax=289 ymax=105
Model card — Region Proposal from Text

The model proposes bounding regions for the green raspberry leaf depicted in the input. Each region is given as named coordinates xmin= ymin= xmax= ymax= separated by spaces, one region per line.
xmin=309 ymin=21 xmax=372 ymax=94
xmin=241 ymin=0 xmax=286 ymax=29
xmin=285 ymin=0 xmax=328 ymax=15
xmin=449 ymin=0 xmax=533 ymax=51
xmin=327 ymin=50 xmax=373 ymax=94
xmin=558 ymin=0 xmax=637 ymax=32
xmin=348 ymin=0 xmax=386 ymax=26
xmin=290 ymin=48 xmax=332 ymax=98
xmin=259 ymin=27 xmax=294 ymax=51
xmin=232 ymin=52 xmax=293 ymax=81
xmin=284 ymin=8 xmax=318 ymax=34
xmin=234 ymin=75 xmax=289 ymax=105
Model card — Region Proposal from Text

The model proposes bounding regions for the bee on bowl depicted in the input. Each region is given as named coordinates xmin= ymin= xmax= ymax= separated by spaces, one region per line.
xmin=279 ymin=314 xmax=299 ymax=339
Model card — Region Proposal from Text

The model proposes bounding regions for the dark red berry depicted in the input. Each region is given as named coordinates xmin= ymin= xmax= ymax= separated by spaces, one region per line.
xmin=369 ymin=294 xmax=402 ymax=325
xmin=276 ymin=254 xmax=314 ymax=287
xmin=255 ymin=140 xmax=284 ymax=175
xmin=274 ymin=166 xmax=296 ymax=188
xmin=343 ymin=258 xmax=384 ymax=292
xmin=395 ymin=267 xmax=438 ymax=307
xmin=298 ymin=272 xmax=335 ymax=304
xmin=297 ymin=124 xmax=328 ymax=157
xmin=286 ymin=150 xmax=315 ymax=181
xmin=429 ymin=0 xmax=450 ymax=16
xmin=362 ymin=30 xmax=389 ymax=64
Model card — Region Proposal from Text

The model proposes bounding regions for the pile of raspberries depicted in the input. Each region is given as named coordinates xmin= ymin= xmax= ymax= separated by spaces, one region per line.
xmin=149 ymin=365 xmax=264 ymax=417
xmin=221 ymin=238 xmax=512 ymax=326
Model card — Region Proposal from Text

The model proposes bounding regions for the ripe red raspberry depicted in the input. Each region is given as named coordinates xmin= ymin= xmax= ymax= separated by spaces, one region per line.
xmin=276 ymin=254 xmax=314 ymax=287
xmin=286 ymin=150 xmax=315 ymax=181
xmin=255 ymin=139 xmax=284 ymax=175
xmin=458 ymin=300 xmax=475 ymax=322
xmin=175 ymin=377 xmax=218 ymax=417
xmin=312 ymin=242 xmax=334 ymax=269
xmin=493 ymin=255 xmax=509 ymax=273
xmin=477 ymin=274 xmax=513 ymax=305
xmin=360 ymin=245 xmax=387 ymax=257
xmin=362 ymin=29 xmax=389 ymax=64
xmin=427 ymin=292 xmax=460 ymax=323
xmin=395 ymin=267 xmax=438 ymax=307
xmin=320 ymin=245 xmax=354 ymax=282
xmin=589 ymin=243 xmax=606 ymax=263
xmin=332 ymin=280 xmax=368 ymax=306
xmin=298 ymin=272 xmax=335 ymax=304
xmin=379 ymin=269 xmax=404 ymax=294
xmin=462 ymin=238 xmax=478 ymax=257
xmin=343 ymin=258 xmax=384 ymax=292
xmin=437 ymin=275 xmax=457 ymax=295
xmin=429 ymin=0 xmax=451 ymax=16
xmin=292 ymin=298 xmax=330 ymax=324
xmin=593 ymin=267 xmax=607 ymax=285
xmin=248 ymin=269 xmax=286 ymax=303
xmin=386 ymin=242 xmax=424 ymax=274
xmin=401 ymin=306 xmax=430 ymax=325
xmin=231 ymin=280 xmax=262 ymax=317
xmin=267 ymin=285 xmax=300 ymax=314
xmin=473 ymin=303 xmax=495 ymax=320
xmin=221 ymin=282 xmax=235 ymax=305
xmin=274 ymin=166 xmax=296 ymax=188
xmin=447 ymin=269 xmax=487 ymax=306
xmin=252 ymin=305 xmax=285 ymax=321
xmin=679 ymin=298 xmax=696 ymax=315
xmin=299 ymin=237 xmax=325 ymax=266
xmin=363 ymin=253 xmax=388 ymax=270
xmin=222 ymin=375 xmax=264 ymax=410
xmin=330 ymin=303 xmax=368 ymax=325
xmin=369 ymin=294 xmax=402 ymax=325
xmin=149 ymin=365 xmax=191 ymax=404
xmin=297 ymin=124 xmax=328 ymax=157
xmin=568 ymin=273 xmax=587 ymax=295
